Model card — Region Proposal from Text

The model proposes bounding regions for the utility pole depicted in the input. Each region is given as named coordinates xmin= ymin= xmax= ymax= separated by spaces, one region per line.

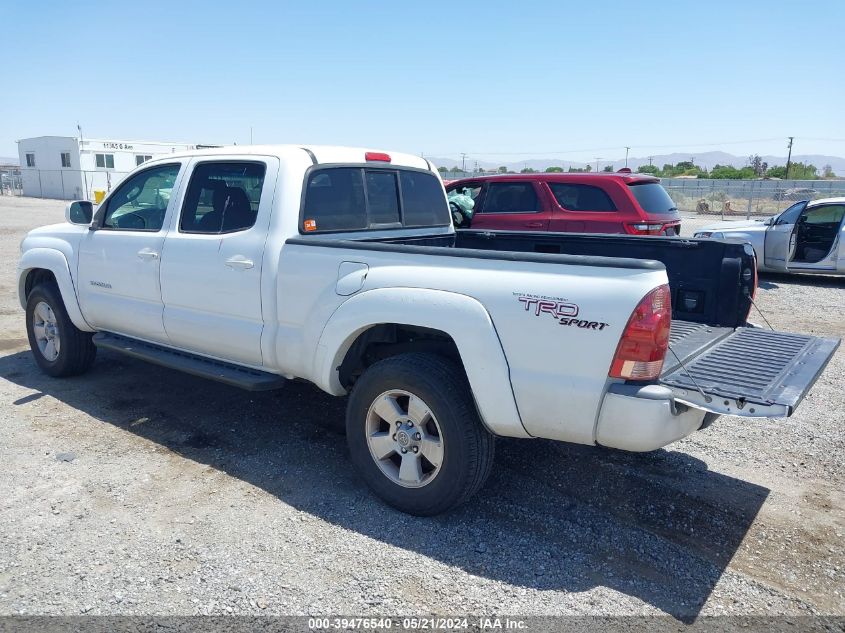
xmin=648 ymin=156 xmax=654 ymax=167
xmin=594 ymin=157 xmax=601 ymax=172
xmin=625 ymin=146 xmax=630 ymax=167
xmin=460 ymin=153 xmax=467 ymax=172
xmin=785 ymin=136 xmax=794 ymax=180
xmin=78 ymin=122 xmax=89 ymax=201
xmin=250 ymin=126 xmax=253 ymax=144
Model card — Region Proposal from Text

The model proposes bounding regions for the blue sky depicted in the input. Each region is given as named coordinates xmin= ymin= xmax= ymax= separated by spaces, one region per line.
xmin=2 ymin=0 xmax=844 ymax=164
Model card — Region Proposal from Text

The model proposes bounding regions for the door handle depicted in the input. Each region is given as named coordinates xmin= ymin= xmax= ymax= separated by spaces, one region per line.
xmin=524 ymin=222 xmax=544 ymax=228
xmin=225 ymin=256 xmax=254 ymax=270
xmin=137 ymin=248 xmax=159 ymax=260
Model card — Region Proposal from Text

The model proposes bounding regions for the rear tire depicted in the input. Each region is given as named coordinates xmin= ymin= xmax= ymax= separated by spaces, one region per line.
xmin=25 ymin=282 xmax=96 ymax=377
xmin=346 ymin=353 xmax=495 ymax=516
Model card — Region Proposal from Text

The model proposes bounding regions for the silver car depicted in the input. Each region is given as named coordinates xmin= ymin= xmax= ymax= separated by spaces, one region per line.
xmin=695 ymin=197 xmax=845 ymax=275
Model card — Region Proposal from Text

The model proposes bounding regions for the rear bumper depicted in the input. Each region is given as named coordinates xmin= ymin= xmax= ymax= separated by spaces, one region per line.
xmin=596 ymin=383 xmax=707 ymax=452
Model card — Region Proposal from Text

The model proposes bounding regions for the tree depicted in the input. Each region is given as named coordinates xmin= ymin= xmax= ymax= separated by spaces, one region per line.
xmin=710 ymin=164 xmax=753 ymax=179
xmin=520 ymin=167 xmax=537 ymax=174
xmin=748 ymin=155 xmax=768 ymax=178
xmin=437 ymin=166 xmax=448 ymax=173
xmin=789 ymin=162 xmax=818 ymax=179
xmin=823 ymin=164 xmax=835 ymax=178
xmin=637 ymin=164 xmax=659 ymax=175
xmin=497 ymin=166 xmax=508 ymax=174
xmin=602 ymin=165 xmax=614 ymax=172
xmin=545 ymin=166 xmax=564 ymax=173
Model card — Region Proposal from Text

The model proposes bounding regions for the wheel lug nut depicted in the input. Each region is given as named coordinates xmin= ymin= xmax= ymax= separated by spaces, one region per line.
xmin=396 ymin=421 xmax=401 ymax=428
xmin=392 ymin=434 xmax=397 ymax=441
xmin=408 ymin=422 xmax=414 ymax=428
xmin=412 ymin=446 xmax=419 ymax=453
xmin=401 ymin=448 xmax=408 ymax=454
xmin=414 ymin=433 xmax=421 ymax=440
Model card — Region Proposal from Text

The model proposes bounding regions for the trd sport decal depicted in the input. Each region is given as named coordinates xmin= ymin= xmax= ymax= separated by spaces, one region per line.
xmin=516 ymin=293 xmax=609 ymax=331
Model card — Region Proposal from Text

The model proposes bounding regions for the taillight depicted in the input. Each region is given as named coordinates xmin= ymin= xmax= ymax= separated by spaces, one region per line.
xmin=625 ymin=223 xmax=665 ymax=235
xmin=365 ymin=152 xmax=391 ymax=162
xmin=609 ymin=284 xmax=672 ymax=381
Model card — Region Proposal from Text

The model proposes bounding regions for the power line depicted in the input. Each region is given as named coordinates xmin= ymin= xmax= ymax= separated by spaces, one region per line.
xmin=424 ymin=137 xmax=795 ymax=157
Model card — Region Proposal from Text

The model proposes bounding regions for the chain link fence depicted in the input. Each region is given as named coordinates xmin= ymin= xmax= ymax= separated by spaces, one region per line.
xmin=2 ymin=168 xmax=131 ymax=201
xmin=660 ymin=178 xmax=845 ymax=219
xmin=0 ymin=165 xmax=22 ymax=196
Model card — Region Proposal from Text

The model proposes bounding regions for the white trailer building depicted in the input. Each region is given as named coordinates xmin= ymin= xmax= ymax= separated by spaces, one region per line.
xmin=17 ymin=136 xmax=204 ymax=200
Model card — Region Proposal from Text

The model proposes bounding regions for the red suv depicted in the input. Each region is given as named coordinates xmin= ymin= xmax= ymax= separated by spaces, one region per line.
xmin=445 ymin=172 xmax=681 ymax=235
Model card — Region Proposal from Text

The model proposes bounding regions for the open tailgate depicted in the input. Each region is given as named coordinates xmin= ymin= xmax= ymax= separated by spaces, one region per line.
xmin=660 ymin=321 xmax=840 ymax=417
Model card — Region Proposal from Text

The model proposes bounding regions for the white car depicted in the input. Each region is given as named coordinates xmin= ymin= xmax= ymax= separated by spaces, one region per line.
xmin=695 ymin=197 xmax=845 ymax=274
xmin=16 ymin=145 xmax=840 ymax=515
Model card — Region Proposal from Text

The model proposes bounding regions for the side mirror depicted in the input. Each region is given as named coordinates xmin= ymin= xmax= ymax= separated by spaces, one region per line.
xmin=65 ymin=200 xmax=93 ymax=225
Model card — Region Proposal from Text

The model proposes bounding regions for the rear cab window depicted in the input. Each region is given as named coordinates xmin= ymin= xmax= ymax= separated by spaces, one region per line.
xmin=628 ymin=182 xmax=678 ymax=215
xmin=302 ymin=167 xmax=449 ymax=233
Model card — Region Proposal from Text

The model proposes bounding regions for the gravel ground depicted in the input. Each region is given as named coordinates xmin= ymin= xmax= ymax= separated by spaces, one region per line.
xmin=0 ymin=197 xmax=843 ymax=620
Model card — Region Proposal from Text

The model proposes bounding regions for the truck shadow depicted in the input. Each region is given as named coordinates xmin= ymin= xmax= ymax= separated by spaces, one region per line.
xmin=757 ymin=271 xmax=845 ymax=290
xmin=0 ymin=349 xmax=769 ymax=621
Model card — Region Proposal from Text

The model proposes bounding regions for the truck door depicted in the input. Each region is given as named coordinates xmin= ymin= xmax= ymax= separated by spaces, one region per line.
xmin=159 ymin=157 xmax=278 ymax=367
xmin=77 ymin=162 xmax=184 ymax=343
xmin=763 ymin=200 xmax=807 ymax=270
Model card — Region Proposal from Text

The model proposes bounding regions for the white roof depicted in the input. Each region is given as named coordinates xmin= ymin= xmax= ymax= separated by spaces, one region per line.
xmin=808 ymin=196 xmax=845 ymax=206
xmin=158 ymin=144 xmax=431 ymax=170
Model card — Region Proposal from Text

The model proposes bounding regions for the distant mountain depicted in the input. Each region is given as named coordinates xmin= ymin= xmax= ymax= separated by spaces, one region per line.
xmin=0 ymin=156 xmax=19 ymax=166
xmin=429 ymin=152 xmax=845 ymax=175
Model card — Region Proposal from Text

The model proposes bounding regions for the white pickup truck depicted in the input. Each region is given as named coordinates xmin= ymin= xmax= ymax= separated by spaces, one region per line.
xmin=17 ymin=145 xmax=839 ymax=515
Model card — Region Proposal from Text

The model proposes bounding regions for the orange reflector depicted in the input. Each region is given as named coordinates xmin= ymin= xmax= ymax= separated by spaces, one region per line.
xmin=303 ymin=219 xmax=317 ymax=232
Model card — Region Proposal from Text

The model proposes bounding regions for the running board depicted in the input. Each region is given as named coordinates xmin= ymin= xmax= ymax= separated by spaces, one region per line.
xmin=92 ymin=333 xmax=286 ymax=391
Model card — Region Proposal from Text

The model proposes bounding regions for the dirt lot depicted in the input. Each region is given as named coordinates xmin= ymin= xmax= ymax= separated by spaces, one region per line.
xmin=0 ymin=197 xmax=843 ymax=620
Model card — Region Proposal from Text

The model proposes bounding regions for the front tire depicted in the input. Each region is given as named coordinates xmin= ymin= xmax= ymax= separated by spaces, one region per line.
xmin=346 ymin=353 xmax=494 ymax=516
xmin=25 ymin=282 xmax=96 ymax=377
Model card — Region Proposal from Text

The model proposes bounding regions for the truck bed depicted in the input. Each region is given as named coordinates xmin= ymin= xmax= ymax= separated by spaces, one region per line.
xmin=369 ymin=229 xmax=757 ymax=328
xmin=287 ymin=228 xmax=836 ymax=418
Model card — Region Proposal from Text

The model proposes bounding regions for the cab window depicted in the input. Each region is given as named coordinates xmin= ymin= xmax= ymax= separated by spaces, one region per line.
xmin=102 ymin=163 xmax=180 ymax=231
xmin=180 ymin=162 xmax=266 ymax=234
xmin=301 ymin=167 xmax=448 ymax=233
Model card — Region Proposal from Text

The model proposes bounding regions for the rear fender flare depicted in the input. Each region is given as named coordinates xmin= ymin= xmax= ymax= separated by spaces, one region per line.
xmin=315 ymin=287 xmax=529 ymax=439
xmin=17 ymin=248 xmax=93 ymax=332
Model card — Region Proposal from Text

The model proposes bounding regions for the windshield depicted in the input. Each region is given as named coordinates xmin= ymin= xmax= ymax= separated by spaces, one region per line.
xmin=628 ymin=182 xmax=678 ymax=215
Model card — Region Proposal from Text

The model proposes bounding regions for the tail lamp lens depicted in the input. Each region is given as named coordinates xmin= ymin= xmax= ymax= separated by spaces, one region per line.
xmin=609 ymin=284 xmax=672 ymax=381
xmin=625 ymin=223 xmax=666 ymax=235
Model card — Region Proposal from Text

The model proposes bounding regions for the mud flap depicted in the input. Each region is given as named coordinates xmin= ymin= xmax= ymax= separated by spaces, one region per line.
xmin=660 ymin=326 xmax=839 ymax=417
